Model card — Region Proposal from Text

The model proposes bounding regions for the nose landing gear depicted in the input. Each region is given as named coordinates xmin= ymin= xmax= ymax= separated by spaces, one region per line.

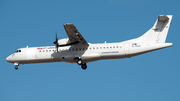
xmin=15 ymin=66 xmax=18 ymax=70
xmin=14 ymin=63 xmax=19 ymax=70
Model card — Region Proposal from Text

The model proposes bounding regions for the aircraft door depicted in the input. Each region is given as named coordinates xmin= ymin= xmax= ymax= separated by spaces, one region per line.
xmin=124 ymin=43 xmax=130 ymax=55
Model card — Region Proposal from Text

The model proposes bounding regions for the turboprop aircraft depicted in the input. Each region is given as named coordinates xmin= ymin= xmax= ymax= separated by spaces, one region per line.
xmin=6 ymin=15 xmax=173 ymax=70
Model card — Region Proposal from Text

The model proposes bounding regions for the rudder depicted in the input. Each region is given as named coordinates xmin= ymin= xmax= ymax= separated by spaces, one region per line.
xmin=156 ymin=15 xmax=172 ymax=43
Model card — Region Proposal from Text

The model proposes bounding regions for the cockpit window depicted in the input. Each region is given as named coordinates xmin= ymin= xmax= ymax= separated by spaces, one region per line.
xmin=14 ymin=50 xmax=21 ymax=53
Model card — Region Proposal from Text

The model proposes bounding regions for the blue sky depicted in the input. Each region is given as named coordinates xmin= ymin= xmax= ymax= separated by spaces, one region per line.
xmin=1 ymin=0 xmax=180 ymax=101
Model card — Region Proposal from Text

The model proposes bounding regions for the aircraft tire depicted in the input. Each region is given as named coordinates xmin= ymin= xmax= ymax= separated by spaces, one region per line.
xmin=15 ymin=66 xmax=18 ymax=70
xmin=81 ymin=63 xmax=87 ymax=70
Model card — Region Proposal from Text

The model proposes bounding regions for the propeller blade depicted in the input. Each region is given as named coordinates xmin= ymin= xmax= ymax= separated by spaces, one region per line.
xmin=53 ymin=32 xmax=59 ymax=52
xmin=53 ymin=32 xmax=58 ymax=44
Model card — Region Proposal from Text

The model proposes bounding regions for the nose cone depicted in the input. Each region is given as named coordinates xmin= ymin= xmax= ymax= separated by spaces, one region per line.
xmin=6 ymin=55 xmax=11 ymax=62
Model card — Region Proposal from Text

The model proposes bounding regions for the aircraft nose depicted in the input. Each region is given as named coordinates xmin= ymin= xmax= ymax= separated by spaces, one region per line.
xmin=6 ymin=55 xmax=11 ymax=62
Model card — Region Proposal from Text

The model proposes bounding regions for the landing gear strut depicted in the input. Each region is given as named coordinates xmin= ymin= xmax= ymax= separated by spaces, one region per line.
xmin=74 ymin=57 xmax=83 ymax=65
xmin=74 ymin=57 xmax=87 ymax=70
xmin=14 ymin=63 xmax=19 ymax=70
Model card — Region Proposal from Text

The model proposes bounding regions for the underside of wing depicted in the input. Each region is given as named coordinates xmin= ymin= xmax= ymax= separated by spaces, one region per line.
xmin=63 ymin=23 xmax=89 ymax=46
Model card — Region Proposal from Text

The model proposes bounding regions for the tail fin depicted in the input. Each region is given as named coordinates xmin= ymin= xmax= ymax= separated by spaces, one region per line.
xmin=127 ymin=15 xmax=172 ymax=43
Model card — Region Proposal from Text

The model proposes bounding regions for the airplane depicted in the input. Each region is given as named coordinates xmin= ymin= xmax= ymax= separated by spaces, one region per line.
xmin=6 ymin=15 xmax=173 ymax=70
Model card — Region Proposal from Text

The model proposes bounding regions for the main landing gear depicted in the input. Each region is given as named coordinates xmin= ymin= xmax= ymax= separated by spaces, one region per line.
xmin=81 ymin=63 xmax=87 ymax=70
xmin=74 ymin=57 xmax=87 ymax=70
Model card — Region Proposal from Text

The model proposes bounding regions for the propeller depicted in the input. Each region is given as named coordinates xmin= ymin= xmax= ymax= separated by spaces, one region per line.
xmin=53 ymin=32 xmax=80 ymax=52
xmin=53 ymin=32 xmax=59 ymax=52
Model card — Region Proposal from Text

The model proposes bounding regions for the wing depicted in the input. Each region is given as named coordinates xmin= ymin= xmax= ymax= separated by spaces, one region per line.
xmin=63 ymin=23 xmax=89 ymax=46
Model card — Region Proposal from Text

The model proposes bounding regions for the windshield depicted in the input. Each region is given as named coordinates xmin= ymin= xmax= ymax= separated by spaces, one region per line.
xmin=14 ymin=50 xmax=21 ymax=53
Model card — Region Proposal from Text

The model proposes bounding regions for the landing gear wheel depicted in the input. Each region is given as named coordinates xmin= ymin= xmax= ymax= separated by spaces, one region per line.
xmin=81 ymin=63 xmax=87 ymax=70
xmin=15 ymin=66 xmax=18 ymax=70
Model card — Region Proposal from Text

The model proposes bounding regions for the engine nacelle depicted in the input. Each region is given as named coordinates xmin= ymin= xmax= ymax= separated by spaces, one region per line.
xmin=58 ymin=38 xmax=70 ymax=45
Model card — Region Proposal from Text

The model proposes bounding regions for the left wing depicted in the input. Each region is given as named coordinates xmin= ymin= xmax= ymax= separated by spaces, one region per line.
xmin=63 ymin=23 xmax=89 ymax=46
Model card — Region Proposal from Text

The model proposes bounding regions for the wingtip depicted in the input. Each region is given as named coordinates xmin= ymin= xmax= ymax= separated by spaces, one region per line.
xmin=64 ymin=23 xmax=73 ymax=26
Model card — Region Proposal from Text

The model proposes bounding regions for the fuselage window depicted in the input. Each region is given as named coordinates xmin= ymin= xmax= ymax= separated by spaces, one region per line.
xmin=76 ymin=49 xmax=78 ymax=51
xmin=43 ymin=50 xmax=45 ymax=52
xmin=103 ymin=47 xmax=105 ymax=49
xmin=120 ymin=46 xmax=121 ymax=48
xmin=39 ymin=50 xmax=41 ymax=52
xmin=19 ymin=50 xmax=21 ymax=52
xmin=79 ymin=48 xmax=81 ymax=51
xmin=46 ymin=50 xmax=48 ymax=52
xmin=97 ymin=47 xmax=98 ymax=49
xmin=93 ymin=47 xmax=95 ymax=49
xmin=116 ymin=46 xmax=118 ymax=48
xmin=49 ymin=50 xmax=51 ymax=52
xmin=72 ymin=49 xmax=74 ymax=51
xmin=110 ymin=47 xmax=112 ymax=49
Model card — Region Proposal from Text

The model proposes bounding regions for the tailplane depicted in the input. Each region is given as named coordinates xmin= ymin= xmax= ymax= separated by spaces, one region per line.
xmin=126 ymin=15 xmax=172 ymax=43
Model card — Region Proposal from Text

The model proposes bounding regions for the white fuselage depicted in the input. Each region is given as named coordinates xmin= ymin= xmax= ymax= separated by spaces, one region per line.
xmin=6 ymin=42 xmax=173 ymax=65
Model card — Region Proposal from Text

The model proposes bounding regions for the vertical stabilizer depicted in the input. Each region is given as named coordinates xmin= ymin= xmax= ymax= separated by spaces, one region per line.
xmin=126 ymin=15 xmax=172 ymax=43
